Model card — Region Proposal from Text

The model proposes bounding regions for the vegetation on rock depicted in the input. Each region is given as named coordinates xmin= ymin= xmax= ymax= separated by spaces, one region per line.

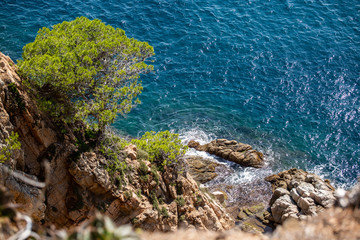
xmin=131 ymin=131 xmax=187 ymax=167
xmin=0 ymin=17 xmax=235 ymax=234
xmin=0 ymin=132 xmax=21 ymax=163
xmin=18 ymin=16 xmax=154 ymax=131
xmin=99 ymin=129 xmax=129 ymax=183
xmin=99 ymin=129 xmax=187 ymax=185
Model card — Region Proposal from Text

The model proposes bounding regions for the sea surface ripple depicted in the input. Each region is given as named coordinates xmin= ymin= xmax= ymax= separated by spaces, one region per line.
xmin=0 ymin=0 xmax=359 ymax=188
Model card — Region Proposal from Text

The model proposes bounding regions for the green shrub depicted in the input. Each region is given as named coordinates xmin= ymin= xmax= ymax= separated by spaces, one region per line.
xmin=160 ymin=207 xmax=169 ymax=218
xmin=0 ymin=132 xmax=21 ymax=163
xmin=149 ymin=191 xmax=159 ymax=211
xmin=100 ymin=129 xmax=129 ymax=183
xmin=18 ymin=16 xmax=154 ymax=131
xmin=175 ymin=196 xmax=185 ymax=207
xmin=131 ymin=131 xmax=187 ymax=167
xmin=7 ymin=83 xmax=25 ymax=111
xmin=139 ymin=174 xmax=150 ymax=183
xmin=131 ymin=217 xmax=139 ymax=225
xmin=138 ymin=160 xmax=148 ymax=175
xmin=136 ymin=189 xmax=142 ymax=198
xmin=124 ymin=191 xmax=132 ymax=200
xmin=195 ymin=194 xmax=204 ymax=206
xmin=136 ymin=149 xmax=149 ymax=160
xmin=150 ymin=165 xmax=160 ymax=185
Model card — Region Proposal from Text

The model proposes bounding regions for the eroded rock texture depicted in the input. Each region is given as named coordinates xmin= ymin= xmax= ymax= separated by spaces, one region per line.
xmin=67 ymin=151 xmax=234 ymax=231
xmin=0 ymin=52 xmax=234 ymax=231
xmin=271 ymin=181 xmax=360 ymax=240
xmin=188 ymin=139 xmax=264 ymax=168
xmin=0 ymin=52 xmax=58 ymax=222
xmin=184 ymin=156 xmax=220 ymax=184
xmin=265 ymin=168 xmax=335 ymax=224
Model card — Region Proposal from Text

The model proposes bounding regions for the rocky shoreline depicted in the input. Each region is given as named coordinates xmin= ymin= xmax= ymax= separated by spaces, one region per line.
xmin=0 ymin=51 xmax=234 ymax=233
xmin=0 ymin=51 xmax=359 ymax=239
xmin=184 ymin=139 xmax=340 ymax=235
xmin=265 ymin=168 xmax=335 ymax=224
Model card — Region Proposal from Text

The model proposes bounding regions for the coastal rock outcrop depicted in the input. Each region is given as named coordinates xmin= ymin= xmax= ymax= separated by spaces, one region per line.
xmin=0 ymin=52 xmax=235 ymax=231
xmin=184 ymin=156 xmax=221 ymax=184
xmin=271 ymin=180 xmax=360 ymax=240
xmin=140 ymin=181 xmax=360 ymax=240
xmin=265 ymin=168 xmax=335 ymax=224
xmin=0 ymin=52 xmax=81 ymax=227
xmin=188 ymin=139 xmax=264 ymax=168
xmin=69 ymin=151 xmax=234 ymax=231
xmin=0 ymin=53 xmax=58 ymax=174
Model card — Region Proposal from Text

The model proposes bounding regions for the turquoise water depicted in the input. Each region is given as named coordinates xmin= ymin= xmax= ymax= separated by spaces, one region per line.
xmin=1 ymin=0 xmax=359 ymax=188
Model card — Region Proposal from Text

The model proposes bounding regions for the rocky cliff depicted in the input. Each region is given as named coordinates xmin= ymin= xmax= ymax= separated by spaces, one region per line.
xmin=1 ymin=51 xmax=360 ymax=240
xmin=0 ymin=52 xmax=234 ymax=231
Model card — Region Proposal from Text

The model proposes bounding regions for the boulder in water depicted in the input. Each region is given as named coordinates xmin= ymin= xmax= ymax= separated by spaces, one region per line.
xmin=184 ymin=156 xmax=219 ymax=184
xmin=187 ymin=139 xmax=264 ymax=168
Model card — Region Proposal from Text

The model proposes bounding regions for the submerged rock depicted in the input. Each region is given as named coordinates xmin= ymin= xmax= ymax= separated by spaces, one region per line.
xmin=265 ymin=168 xmax=336 ymax=224
xmin=184 ymin=156 xmax=219 ymax=184
xmin=188 ymin=139 xmax=264 ymax=168
xmin=236 ymin=202 xmax=272 ymax=234
xmin=211 ymin=191 xmax=226 ymax=204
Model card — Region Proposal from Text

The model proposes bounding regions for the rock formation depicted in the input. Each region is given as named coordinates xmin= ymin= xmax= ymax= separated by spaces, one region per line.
xmin=141 ymin=180 xmax=360 ymax=240
xmin=271 ymin=180 xmax=360 ymax=240
xmin=264 ymin=168 xmax=336 ymax=224
xmin=2 ymin=180 xmax=359 ymax=239
xmin=188 ymin=139 xmax=264 ymax=168
xmin=2 ymin=50 xmax=359 ymax=239
xmin=0 ymin=52 xmax=234 ymax=231
xmin=184 ymin=155 xmax=220 ymax=184
xmin=0 ymin=52 xmax=58 ymax=223
xmin=68 ymin=151 xmax=234 ymax=231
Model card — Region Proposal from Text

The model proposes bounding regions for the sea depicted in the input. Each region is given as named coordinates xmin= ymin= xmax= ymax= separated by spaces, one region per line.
xmin=0 ymin=0 xmax=359 ymax=189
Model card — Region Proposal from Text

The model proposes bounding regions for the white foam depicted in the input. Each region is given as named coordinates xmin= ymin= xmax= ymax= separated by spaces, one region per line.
xmin=226 ymin=166 xmax=274 ymax=185
xmin=179 ymin=128 xmax=279 ymax=186
xmin=179 ymin=128 xmax=216 ymax=145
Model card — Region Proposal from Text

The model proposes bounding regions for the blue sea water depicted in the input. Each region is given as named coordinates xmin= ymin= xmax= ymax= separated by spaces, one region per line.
xmin=0 ymin=0 xmax=359 ymax=189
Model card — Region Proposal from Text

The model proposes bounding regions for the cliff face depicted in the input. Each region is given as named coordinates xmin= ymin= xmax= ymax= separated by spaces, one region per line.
xmin=0 ymin=52 xmax=59 ymax=222
xmin=2 ymin=51 xmax=359 ymax=239
xmin=0 ymin=51 xmax=81 ymax=226
xmin=0 ymin=52 xmax=234 ymax=231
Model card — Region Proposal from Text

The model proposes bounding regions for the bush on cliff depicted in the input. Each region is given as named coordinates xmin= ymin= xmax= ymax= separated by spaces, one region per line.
xmin=18 ymin=16 xmax=154 ymax=131
xmin=100 ymin=129 xmax=187 ymax=178
xmin=99 ymin=129 xmax=129 ymax=184
xmin=131 ymin=131 xmax=187 ymax=167
xmin=0 ymin=132 xmax=21 ymax=163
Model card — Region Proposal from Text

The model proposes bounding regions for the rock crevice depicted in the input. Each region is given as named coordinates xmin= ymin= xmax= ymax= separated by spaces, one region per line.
xmin=265 ymin=168 xmax=335 ymax=224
